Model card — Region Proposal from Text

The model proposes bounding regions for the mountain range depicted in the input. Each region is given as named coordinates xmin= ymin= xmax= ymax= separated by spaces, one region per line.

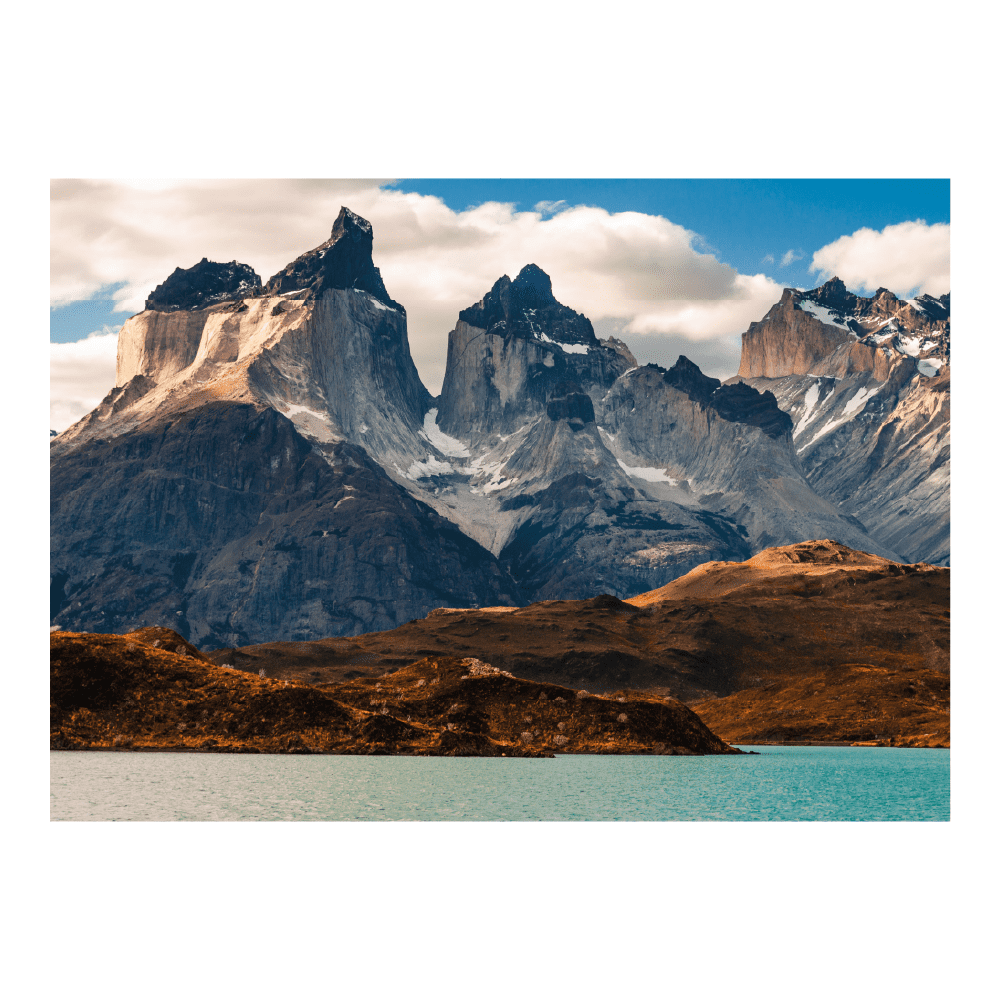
xmin=50 ymin=208 xmax=949 ymax=646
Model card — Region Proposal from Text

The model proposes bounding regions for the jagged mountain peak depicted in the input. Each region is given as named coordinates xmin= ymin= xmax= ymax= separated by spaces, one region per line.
xmin=458 ymin=264 xmax=597 ymax=347
xmin=263 ymin=206 xmax=402 ymax=311
xmin=741 ymin=274 xmax=951 ymax=384
xmin=662 ymin=355 xmax=722 ymax=405
xmin=145 ymin=258 xmax=262 ymax=312
xmin=808 ymin=275 xmax=851 ymax=304
xmin=511 ymin=263 xmax=555 ymax=300
xmin=330 ymin=205 xmax=373 ymax=240
xmin=735 ymin=278 xmax=950 ymax=565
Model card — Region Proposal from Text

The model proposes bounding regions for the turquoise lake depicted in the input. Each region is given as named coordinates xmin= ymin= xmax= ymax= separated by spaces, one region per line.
xmin=50 ymin=746 xmax=949 ymax=821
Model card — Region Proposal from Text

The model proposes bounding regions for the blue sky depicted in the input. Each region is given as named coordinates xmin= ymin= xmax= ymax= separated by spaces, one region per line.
xmin=392 ymin=177 xmax=949 ymax=289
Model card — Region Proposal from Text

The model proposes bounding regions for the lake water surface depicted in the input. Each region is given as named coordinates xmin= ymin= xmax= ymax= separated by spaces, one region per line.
xmin=50 ymin=746 xmax=949 ymax=821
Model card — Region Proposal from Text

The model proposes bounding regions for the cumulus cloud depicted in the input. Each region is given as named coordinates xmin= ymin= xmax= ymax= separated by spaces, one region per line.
xmin=51 ymin=180 xmax=787 ymax=394
xmin=50 ymin=330 xmax=119 ymax=432
xmin=810 ymin=219 xmax=950 ymax=296
xmin=780 ymin=249 xmax=803 ymax=267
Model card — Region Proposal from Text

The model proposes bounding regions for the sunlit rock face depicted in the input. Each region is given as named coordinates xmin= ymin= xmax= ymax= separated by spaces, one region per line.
xmin=51 ymin=211 xmax=519 ymax=644
xmin=51 ymin=226 xmax=919 ymax=648
xmin=733 ymin=277 xmax=950 ymax=565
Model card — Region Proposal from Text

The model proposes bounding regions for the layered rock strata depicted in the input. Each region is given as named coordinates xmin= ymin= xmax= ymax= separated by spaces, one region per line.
xmin=733 ymin=277 xmax=950 ymax=564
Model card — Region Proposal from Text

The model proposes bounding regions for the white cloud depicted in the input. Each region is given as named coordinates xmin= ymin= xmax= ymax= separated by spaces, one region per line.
xmin=51 ymin=180 xmax=788 ymax=395
xmin=810 ymin=219 xmax=950 ymax=296
xmin=50 ymin=330 xmax=119 ymax=432
xmin=616 ymin=273 xmax=784 ymax=340
xmin=780 ymin=249 xmax=803 ymax=267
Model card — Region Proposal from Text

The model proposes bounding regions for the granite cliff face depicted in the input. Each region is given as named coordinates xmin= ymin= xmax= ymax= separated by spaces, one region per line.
xmin=734 ymin=277 xmax=950 ymax=564
xmin=594 ymin=362 xmax=887 ymax=555
xmin=51 ymin=402 xmax=521 ymax=647
xmin=51 ymin=210 xmax=519 ymax=643
xmin=436 ymin=264 xmax=636 ymax=438
xmin=387 ymin=269 xmax=900 ymax=597
xmin=52 ymin=220 xmax=917 ymax=647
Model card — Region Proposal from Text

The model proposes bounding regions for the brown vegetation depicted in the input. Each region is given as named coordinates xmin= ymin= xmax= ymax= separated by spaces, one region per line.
xmin=691 ymin=664 xmax=949 ymax=748
xmin=50 ymin=631 xmax=739 ymax=756
xmin=206 ymin=541 xmax=949 ymax=747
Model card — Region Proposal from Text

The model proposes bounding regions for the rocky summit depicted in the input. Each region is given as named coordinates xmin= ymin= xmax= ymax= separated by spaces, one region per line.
xmin=51 ymin=213 xmax=942 ymax=647
xmin=733 ymin=277 xmax=950 ymax=564
xmin=145 ymin=258 xmax=262 ymax=312
xmin=263 ymin=206 xmax=403 ymax=311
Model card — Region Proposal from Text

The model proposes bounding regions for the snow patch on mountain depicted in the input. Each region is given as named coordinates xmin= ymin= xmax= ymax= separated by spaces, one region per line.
xmin=798 ymin=299 xmax=855 ymax=332
xmin=406 ymin=455 xmax=457 ymax=479
xmin=467 ymin=461 xmax=517 ymax=495
xmin=616 ymin=459 xmax=678 ymax=484
xmin=539 ymin=332 xmax=590 ymax=354
xmin=843 ymin=385 xmax=881 ymax=417
xmin=285 ymin=404 xmax=329 ymax=421
xmin=897 ymin=334 xmax=936 ymax=357
xmin=794 ymin=382 xmax=822 ymax=437
xmin=360 ymin=289 xmax=397 ymax=312
xmin=420 ymin=408 xmax=470 ymax=457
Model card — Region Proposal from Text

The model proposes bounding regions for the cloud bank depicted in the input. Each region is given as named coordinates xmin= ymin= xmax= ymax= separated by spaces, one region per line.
xmin=810 ymin=220 xmax=950 ymax=297
xmin=50 ymin=331 xmax=119 ymax=432
xmin=51 ymin=181 xmax=784 ymax=414
xmin=52 ymin=183 xmax=949 ymax=432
